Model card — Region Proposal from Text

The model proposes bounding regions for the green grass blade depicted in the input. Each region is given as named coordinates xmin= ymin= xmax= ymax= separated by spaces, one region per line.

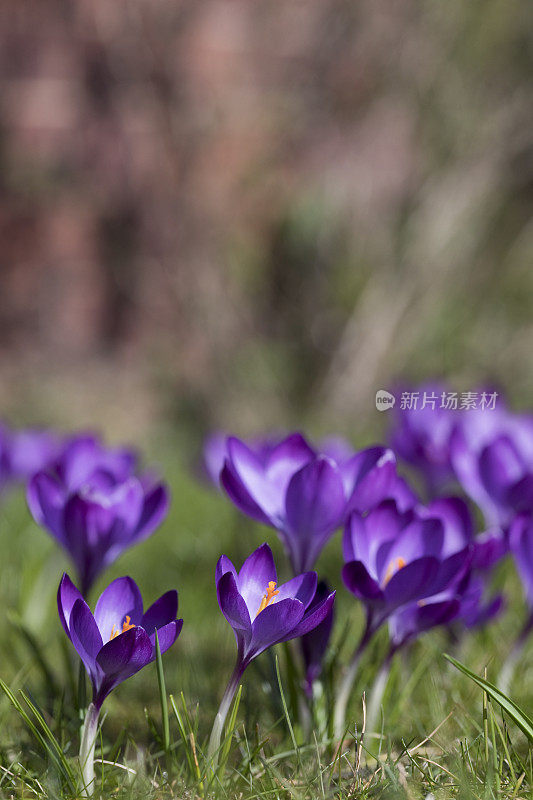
xmin=218 ymin=683 xmax=242 ymax=779
xmin=275 ymin=654 xmax=300 ymax=764
xmin=0 ymin=678 xmax=77 ymax=792
xmin=154 ymin=630 xmax=170 ymax=756
xmin=445 ymin=654 xmax=533 ymax=743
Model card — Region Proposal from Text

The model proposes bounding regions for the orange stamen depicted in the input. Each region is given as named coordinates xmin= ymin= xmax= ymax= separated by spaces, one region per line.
xmin=109 ymin=615 xmax=136 ymax=640
xmin=255 ymin=581 xmax=279 ymax=617
xmin=383 ymin=556 xmax=406 ymax=586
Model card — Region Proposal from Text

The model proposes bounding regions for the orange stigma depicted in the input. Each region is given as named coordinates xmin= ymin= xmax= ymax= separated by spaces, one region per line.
xmin=383 ymin=556 xmax=406 ymax=586
xmin=256 ymin=581 xmax=279 ymax=617
xmin=109 ymin=615 xmax=136 ymax=640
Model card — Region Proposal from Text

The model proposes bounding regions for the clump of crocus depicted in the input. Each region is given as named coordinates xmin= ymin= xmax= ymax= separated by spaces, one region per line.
xmin=28 ymin=434 xmax=169 ymax=594
xmin=218 ymin=432 xmax=406 ymax=573
xmin=208 ymin=543 xmax=335 ymax=765
xmin=334 ymin=496 xmax=473 ymax=737
xmin=58 ymin=573 xmax=182 ymax=795
xmin=450 ymin=401 xmax=533 ymax=526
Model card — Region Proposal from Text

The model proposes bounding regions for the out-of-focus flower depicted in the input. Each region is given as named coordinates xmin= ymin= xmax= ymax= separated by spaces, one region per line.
xmin=389 ymin=383 xmax=458 ymax=495
xmin=209 ymin=543 xmax=334 ymax=764
xmin=451 ymin=404 xmax=533 ymax=526
xmin=342 ymin=497 xmax=472 ymax=622
xmin=220 ymin=432 xmax=401 ymax=572
xmin=28 ymin=435 xmax=169 ymax=594
xmin=58 ymin=573 xmax=181 ymax=794
xmin=300 ymin=580 xmax=335 ymax=697
xmin=388 ymin=594 xmax=461 ymax=649
xmin=0 ymin=424 xmax=63 ymax=491
xmin=457 ymin=575 xmax=504 ymax=629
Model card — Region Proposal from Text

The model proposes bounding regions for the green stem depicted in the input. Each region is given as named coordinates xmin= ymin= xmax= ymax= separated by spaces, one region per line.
xmin=365 ymin=650 xmax=394 ymax=742
xmin=498 ymin=612 xmax=533 ymax=694
xmin=207 ymin=660 xmax=244 ymax=769
xmin=79 ymin=702 xmax=100 ymax=797
xmin=333 ymin=614 xmax=377 ymax=740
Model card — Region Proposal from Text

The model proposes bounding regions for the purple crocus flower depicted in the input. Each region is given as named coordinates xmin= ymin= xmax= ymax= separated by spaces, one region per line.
xmin=341 ymin=498 xmax=471 ymax=625
xmin=300 ymin=580 xmax=335 ymax=698
xmin=334 ymin=496 xmax=471 ymax=738
xmin=208 ymin=543 xmax=335 ymax=764
xmin=220 ymin=432 xmax=402 ymax=573
xmin=28 ymin=435 xmax=169 ymax=595
xmin=58 ymin=573 xmax=182 ymax=708
xmin=58 ymin=573 xmax=182 ymax=793
xmin=450 ymin=403 xmax=533 ymax=526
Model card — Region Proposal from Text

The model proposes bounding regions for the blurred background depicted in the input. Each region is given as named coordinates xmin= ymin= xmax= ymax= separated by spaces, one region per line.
xmin=1 ymin=0 xmax=533 ymax=447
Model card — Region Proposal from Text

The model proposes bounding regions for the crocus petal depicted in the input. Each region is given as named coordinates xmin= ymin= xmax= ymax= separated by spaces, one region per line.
xmin=479 ymin=437 xmax=524 ymax=501
xmin=390 ymin=599 xmax=460 ymax=647
xmin=379 ymin=519 xmax=444 ymax=580
xmin=383 ymin=556 xmax=439 ymax=608
xmin=217 ymin=571 xmax=252 ymax=635
xmin=285 ymin=457 xmax=345 ymax=571
xmin=94 ymin=577 xmax=144 ymax=643
xmin=507 ymin=474 xmax=533 ymax=513
xmin=300 ymin=581 xmax=335 ymax=689
xmin=425 ymin=497 xmax=473 ymax=556
xmin=238 ymin=543 xmax=277 ymax=616
xmin=264 ymin=433 xmax=316 ymax=489
xmin=69 ymin=599 xmax=103 ymax=684
xmin=142 ymin=590 xmax=178 ymax=636
xmin=509 ymin=513 xmax=533 ymax=607
xmin=342 ymin=513 xmax=365 ymax=562
xmin=27 ymin=472 xmax=66 ymax=542
xmin=215 ymin=554 xmax=238 ymax=584
xmin=225 ymin=437 xmax=283 ymax=521
xmin=220 ymin=461 xmax=273 ymax=527
xmin=248 ymin=598 xmax=304 ymax=659
xmin=203 ymin=432 xmax=228 ymax=486
xmin=96 ymin=626 xmax=153 ymax=702
xmin=57 ymin=573 xmax=84 ymax=637
xmin=432 ymin=547 xmax=471 ymax=594
xmin=342 ymin=561 xmax=383 ymax=602
xmin=275 ymin=572 xmax=317 ymax=609
xmin=134 ymin=483 xmax=169 ymax=541
xmin=284 ymin=590 xmax=336 ymax=639
xmin=472 ymin=528 xmax=507 ymax=571
xmin=343 ymin=448 xmax=397 ymax=514
xmin=149 ymin=619 xmax=183 ymax=656
xmin=62 ymin=495 xmax=107 ymax=593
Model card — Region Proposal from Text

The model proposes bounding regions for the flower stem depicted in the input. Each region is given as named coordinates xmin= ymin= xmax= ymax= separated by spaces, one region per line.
xmin=498 ymin=610 xmax=533 ymax=694
xmin=333 ymin=613 xmax=379 ymax=741
xmin=364 ymin=647 xmax=395 ymax=744
xmin=79 ymin=702 xmax=100 ymax=797
xmin=207 ymin=661 xmax=245 ymax=770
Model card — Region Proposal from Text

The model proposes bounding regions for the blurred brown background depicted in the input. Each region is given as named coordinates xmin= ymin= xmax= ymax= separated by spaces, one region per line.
xmin=1 ymin=0 xmax=533 ymax=445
